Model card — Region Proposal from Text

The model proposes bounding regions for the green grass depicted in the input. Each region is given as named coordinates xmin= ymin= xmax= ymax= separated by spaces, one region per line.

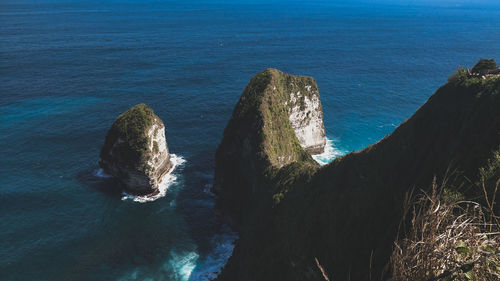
xmin=215 ymin=60 xmax=500 ymax=281
xmin=214 ymin=68 xmax=321 ymax=223
xmin=100 ymin=104 xmax=157 ymax=167
xmin=153 ymin=141 xmax=159 ymax=154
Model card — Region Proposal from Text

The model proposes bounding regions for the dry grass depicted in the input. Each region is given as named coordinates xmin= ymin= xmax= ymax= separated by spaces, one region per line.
xmin=315 ymin=257 xmax=331 ymax=281
xmin=390 ymin=178 xmax=500 ymax=281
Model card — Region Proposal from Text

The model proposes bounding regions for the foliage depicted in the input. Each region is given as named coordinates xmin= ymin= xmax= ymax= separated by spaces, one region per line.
xmin=259 ymin=69 xmax=317 ymax=167
xmin=391 ymin=176 xmax=500 ymax=281
xmin=214 ymin=68 xmax=320 ymax=222
xmin=271 ymin=161 xmax=317 ymax=205
xmin=215 ymin=61 xmax=500 ymax=281
xmin=447 ymin=67 xmax=468 ymax=84
xmin=153 ymin=141 xmax=159 ymax=154
xmin=100 ymin=104 xmax=156 ymax=167
xmin=447 ymin=66 xmax=500 ymax=97
xmin=478 ymin=149 xmax=500 ymax=218
xmin=471 ymin=58 xmax=497 ymax=75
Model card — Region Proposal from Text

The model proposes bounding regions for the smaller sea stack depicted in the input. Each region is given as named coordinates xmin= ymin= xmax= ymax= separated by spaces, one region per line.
xmin=99 ymin=104 xmax=172 ymax=195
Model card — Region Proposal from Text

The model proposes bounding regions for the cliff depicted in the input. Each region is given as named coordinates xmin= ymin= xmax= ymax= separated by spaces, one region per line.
xmin=214 ymin=61 xmax=500 ymax=280
xmin=213 ymin=68 xmax=326 ymax=224
xmin=100 ymin=104 xmax=172 ymax=195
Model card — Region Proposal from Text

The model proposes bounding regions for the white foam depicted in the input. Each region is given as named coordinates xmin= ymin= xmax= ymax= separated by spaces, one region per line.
xmin=116 ymin=249 xmax=198 ymax=281
xmin=121 ymin=154 xmax=186 ymax=203
xmin=312 ymin=138 xmax=345 ymax=166
xmin=93 ymin=168 xmax=113 ymax=178
xmin=377 ymin=123 xmax=397 ymax=129
xmin=167 ymin=251 xmax=199 ymax=281
xmin=189 ymin=228 xmax=238 ymax=281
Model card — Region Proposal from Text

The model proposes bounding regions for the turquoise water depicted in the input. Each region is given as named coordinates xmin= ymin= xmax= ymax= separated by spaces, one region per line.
xmin=1 ymin=0 xmax=499 ymax=280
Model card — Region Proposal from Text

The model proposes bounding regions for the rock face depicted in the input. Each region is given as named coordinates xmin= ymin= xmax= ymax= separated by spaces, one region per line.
xmin=99 ymin=104 xmax=171 ymax=195
xmin=213 ymin=69 xmax=325 ymax=223
xmin=214 ymin=62 xmax=500 ymax=281
xmin=287 ymin=84 xmax=326 ymax=154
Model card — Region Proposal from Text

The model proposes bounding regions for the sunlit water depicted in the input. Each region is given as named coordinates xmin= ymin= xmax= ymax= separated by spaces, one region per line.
xmin=1 ymin=0 xmax=499 ymax=280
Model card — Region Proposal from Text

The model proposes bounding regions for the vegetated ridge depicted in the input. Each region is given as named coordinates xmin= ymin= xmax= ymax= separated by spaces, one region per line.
xmin=214 ymin=60 xmax=500 ymax=280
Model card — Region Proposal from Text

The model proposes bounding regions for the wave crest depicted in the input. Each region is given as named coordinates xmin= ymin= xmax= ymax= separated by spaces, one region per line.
xmin=312 ymin=138 xmax=345 ymax=166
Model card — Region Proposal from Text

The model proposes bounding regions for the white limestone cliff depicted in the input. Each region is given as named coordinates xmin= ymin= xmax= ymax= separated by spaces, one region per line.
xmin=286 ymin=85 xmax=326 ymax=154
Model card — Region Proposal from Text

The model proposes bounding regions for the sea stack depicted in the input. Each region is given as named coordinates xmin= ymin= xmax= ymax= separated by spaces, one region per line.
xmin=213 ymin=68 xmax=326 ymax=222
xmin=99 ymin=104 xmax=172 ymax=195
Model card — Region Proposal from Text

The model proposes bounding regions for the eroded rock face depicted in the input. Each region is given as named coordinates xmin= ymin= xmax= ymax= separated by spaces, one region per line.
xmin=99 ymin=104 xmax=171 ymax=195
xmin=286 ymin=84 xmax=326 ymax=154
xmin=214 ymin=62 xmax=500 ymax=281
xmin=213 ymin=68 xmax=325 ymax=223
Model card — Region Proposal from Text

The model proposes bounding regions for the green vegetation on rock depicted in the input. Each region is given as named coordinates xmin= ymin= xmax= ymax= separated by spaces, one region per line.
xmin=214 ymin=60 xmax=500 ymax=281
xmin=100 ymin=104 xmax=156 ymax=167
xmin=391 ymin=166 xmax=499 ymax=280
xmin=99 ymin=103 xmax=172 ymax=194
xmin=471 ymin=58 xmax=497 ymax=74
xmin=448 ymin=59 xmax=500 ymax=93
xmin=214 ymin=68 xmax=320 ymax=224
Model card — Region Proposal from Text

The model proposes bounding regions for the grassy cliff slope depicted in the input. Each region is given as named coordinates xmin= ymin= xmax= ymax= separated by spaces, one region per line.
xmin=215 ymin=62 xmax=500 ymax=280
xmin=100 ymin=104 xmax=156 ymax=167
xmin=213 ymin=68 xmax=321 ymax=225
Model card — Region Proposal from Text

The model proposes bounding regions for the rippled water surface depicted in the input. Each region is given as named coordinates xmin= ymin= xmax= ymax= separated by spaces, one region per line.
xmin=1 ymin=0 xmax=499 ymax=280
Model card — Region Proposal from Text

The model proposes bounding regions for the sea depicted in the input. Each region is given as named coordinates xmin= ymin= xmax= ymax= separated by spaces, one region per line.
xmin=1 ymin=0 xmax=499 ymax=280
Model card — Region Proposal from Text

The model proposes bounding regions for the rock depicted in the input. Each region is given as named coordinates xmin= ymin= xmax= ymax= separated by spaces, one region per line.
xmin=214 ymin=61 xmax=500 ymax=281
xmin=99 ymin=104 xmax=172 ymax=195
xmin=213 ymin=68 xmax=325 ymax=223
xmin=287 ymin=82 xmax=326 ymax=154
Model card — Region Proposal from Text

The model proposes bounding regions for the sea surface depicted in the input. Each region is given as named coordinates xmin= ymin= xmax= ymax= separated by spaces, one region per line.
xmin=1 ymin=0 xmax=499 ymax=280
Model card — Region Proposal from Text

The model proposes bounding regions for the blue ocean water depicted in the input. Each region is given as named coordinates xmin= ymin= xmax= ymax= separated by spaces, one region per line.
xmin=1 ymin=0 xmax=499 ymax=280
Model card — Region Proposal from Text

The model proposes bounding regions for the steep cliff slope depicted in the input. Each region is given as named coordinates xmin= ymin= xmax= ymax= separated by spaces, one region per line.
xmin=215 ymin=62 xmax=500 ymax=280
xmin=213 ymin=68 xmax=326 ymax=224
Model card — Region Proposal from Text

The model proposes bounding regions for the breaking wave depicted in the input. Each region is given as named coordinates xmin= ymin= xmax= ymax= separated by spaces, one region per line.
xmin=189 ymin=227 xmax=238 ymax=281
xmin=167 ymin=251 xmax=199 ymax=281
xmin=121 ymin=154 xmax=186 ymax=203
xmin=312 ymin=138 xmax=345 ymax=166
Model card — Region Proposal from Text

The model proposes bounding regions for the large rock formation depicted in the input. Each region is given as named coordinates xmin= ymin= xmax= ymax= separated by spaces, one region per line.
xmin=214 ymin=61 xmax=500 ymax=281
xmin=286 ymin=80 xmax=326 ymax=154
xmin=99 ymin=104 xmax=172 ymax=195
xmin=213 ymin=68 xmax=326 ymax=223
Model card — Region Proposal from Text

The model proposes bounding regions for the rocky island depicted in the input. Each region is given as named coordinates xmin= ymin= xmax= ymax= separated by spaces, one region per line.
xmin=214 ymin=68 xmax=326 ymax=223
xmin=214 ymin=60 xmax=500 ymax=280
xmin=99 ymin=104 xmax=172 ymax=195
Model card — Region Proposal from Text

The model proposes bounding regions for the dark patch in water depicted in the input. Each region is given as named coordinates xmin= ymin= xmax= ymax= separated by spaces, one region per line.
xmin=76 ymin=167 xmax=123 ymax=198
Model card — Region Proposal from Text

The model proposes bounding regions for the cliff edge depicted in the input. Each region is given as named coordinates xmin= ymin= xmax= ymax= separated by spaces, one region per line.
xmin=214 ymin=60 xmax=500 ymax=280
xmin=213 ymin=68 xmax=326 ymax=224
